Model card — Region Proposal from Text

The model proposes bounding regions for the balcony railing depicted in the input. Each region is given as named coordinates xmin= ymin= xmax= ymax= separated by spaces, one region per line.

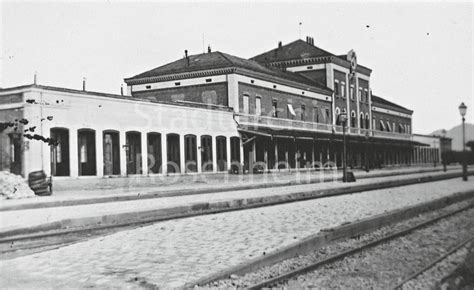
xmin=236 ymin=113 xmax=413 ymax=141
xmin=372 ymin=130 xmax=413 ymax=140
xmin=236 ymin=113 xmax=334 ymax=133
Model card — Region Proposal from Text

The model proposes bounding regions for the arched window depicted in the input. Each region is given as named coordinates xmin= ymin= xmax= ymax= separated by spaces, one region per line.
xmin=365 ymin=113 xmax=370 ymax=129
xmin=335 ymin=107 xmax=341 ymax=125
xmin=351 ymin=111 xmax=356 ymax=128
xmin=398 ymin=124 xmax=404 ymax=133
xmin=379 ymin=120 xmax=386 ymax=131
xmin=359 ymin=113 xmax=364 ymax=129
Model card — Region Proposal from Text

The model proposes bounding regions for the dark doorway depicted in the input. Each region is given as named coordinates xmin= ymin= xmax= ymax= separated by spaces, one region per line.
xmin=103 ymin=130 xmax=120 ymax=175
xmin=78 ymin=129 xmax=96 ymax=176
xmin=216 ymin=136 xmax=227 ymax=172
xmin=201 ymin=135 xmax=213 ymax=172
xmin=167 ymin=134 xmax=180 ymax=173
xmin=9 ymin=133 xmax=22 ymax=175
xmin=50 ymin=128 xmax=70 ymax=176
xmin=126 ymin=131 xmax=142 ymax=175
xmin=185 ymin=135 xmax=197 ymax=173
xmin=230 ymin=137 xmax=240 ymax=173
xmin=277 ymin=139 xmax=289 ymax=169
xmin=147 ymin=133 xmax=162 ymax=174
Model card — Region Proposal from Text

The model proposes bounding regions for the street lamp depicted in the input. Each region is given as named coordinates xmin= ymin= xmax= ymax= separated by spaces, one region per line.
xmin=458 ymin=102 xmax=468 ymax=181
xmin=365 ymin=132 xmax=370 ymax=172
xmin=441 ymin=129 xmax=447 ymax=172
xmin=338 ymin=113 xmax=348 ymax=182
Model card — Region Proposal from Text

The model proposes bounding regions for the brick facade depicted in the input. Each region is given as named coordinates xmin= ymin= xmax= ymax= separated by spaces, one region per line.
xmin=132 ymin=83 xmax=228 ymax=106
xmin=238 ymin=82 xmax=332 ymax=124
xmin=371 ymin=99 xmax=412 ymax=133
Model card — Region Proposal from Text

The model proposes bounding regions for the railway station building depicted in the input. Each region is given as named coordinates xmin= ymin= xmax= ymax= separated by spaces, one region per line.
xmin=0 ymin=37 xmax=435 ymax=178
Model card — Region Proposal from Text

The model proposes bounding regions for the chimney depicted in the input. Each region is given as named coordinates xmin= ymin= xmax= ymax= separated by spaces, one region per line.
xmin=33 ymin=71 xmax=37 ymax=85
xmin=208 ymin=45 xmax=212 ymax=53
xmin=278 ymin=41 xmax=282 ymax=48
xmin=184 ymin=50 xmax=189 ymax=66
xmin=121 ymin=84 xmax=124 ymax=96
xmin=82 ymin=77 xmax=86 ymax=91
xmin=306 ymin=36 xmax=314 ymax=45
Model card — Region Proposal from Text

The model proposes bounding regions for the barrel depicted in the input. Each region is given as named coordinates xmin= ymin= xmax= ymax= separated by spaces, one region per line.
xmin=28 ymin=170 xmax=52 ymax=196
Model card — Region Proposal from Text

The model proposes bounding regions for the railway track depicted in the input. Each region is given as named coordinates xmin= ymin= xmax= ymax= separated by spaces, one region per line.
xmin=394 ymin=236 xmax=474 ymax=289
xmin=208 ymin=199 xmax=474 ymax=289
xmin=4 ymin=173 xmax=471 ymax=260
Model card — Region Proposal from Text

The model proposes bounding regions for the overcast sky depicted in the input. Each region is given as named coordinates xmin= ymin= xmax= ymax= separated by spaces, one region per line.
xmin=1 ymin=1 xmax=472 ymax=134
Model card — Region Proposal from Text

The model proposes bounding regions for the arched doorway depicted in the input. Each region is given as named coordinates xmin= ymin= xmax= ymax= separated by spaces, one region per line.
xmin=78 ymin=129 xmax=96 ymax=176
xmin=216 ymin=136 xmax=227 ymax=172
xmin=185 ymin=134 xmax=197 ymax=173
xmin=147 ymin=133 xmax=162 ymax=174
xmin=126 ymin=131 xmax=141 ymax=175
xmin=50 ymin=128 xmax=70 ymax=176
xmin=201 ymin=135 xmax=213 ymax=172
xmin=167 ymin=133 xmax=180 ymax=173
xmin=103 ymin=130 xmax=120 ymax=175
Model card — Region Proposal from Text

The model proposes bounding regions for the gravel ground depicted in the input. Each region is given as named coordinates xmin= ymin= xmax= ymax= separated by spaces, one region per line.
xmin=437 ymin=242 xmax=474 ymax=290
xmin=207 ymin=199 xmax=474 ymax=288
xmin=285 ymin=207 xmax=474 ymax=288
xmin=401 ymin=241 xmax=472 ymax=289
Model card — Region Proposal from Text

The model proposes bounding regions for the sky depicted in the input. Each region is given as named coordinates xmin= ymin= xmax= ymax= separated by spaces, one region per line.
xmin=1 ymin=0 xmax=473 ymax=134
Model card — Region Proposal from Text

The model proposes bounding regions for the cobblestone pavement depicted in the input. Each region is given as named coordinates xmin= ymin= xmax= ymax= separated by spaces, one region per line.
xmin=0 ymin=170 xmax=461 ymax=231
xmin=1 ymin=179 xmax=473 ymax=288
xmin=1 ymin=166 xmax=450 ymax=210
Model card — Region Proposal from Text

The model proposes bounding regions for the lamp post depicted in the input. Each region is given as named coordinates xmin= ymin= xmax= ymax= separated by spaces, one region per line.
xmin=365 ymin=132 xmax=370 ymax=172
xmin=441 ymin=129 xmax=447 ymax=172
xmin=338 ymin=113 xmax=348 ymax=182
xmin=458 ymin=102 xmax=468 ymax=181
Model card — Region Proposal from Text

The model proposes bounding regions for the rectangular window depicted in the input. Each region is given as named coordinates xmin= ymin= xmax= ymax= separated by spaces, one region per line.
xmin=341 ymin=82 xmax=346 ymax=98
xmin=243 ymin=95 xmax=249 ymax=114
xmin=358 ymin=88 xmax=362 ymax=101
xmin=272 ymin=99 xmax=278 ymax=117
xmin=350 ymin=86 xmax=354 ymax=100
xmin=255 ymin=97 xmax=261 ymax=116
xmin=334 ymin=81 xmax=339 ymax=96
xmin=325 ymin=108 xmax=330 ymax=124
xmin=364 ymin=89 xmax=368 ymax=103
xmin=408 ymin=125 xmax=411 ymax=134
xmin=313 ymin=106 xmax=319 ymax=123
xmin=301 ymin=104 xmax=306 ymax=121
xmin=373 ymin=119 xmax=376 ymax=130
xmin=287 ymin=104 xmax=296 ymax=119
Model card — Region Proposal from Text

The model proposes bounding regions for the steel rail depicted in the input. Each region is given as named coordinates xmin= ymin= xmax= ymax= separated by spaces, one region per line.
xmin=393 ymin=235 xmax=474 ymax=290
xmin=247 ymin=202 xmax=474 ymax=289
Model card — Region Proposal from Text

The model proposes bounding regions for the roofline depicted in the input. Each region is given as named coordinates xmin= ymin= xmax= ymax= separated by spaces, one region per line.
xmin=0 ymin=84 xmax=234 ymax=112
xmin=124 ymin=67 xmax=235 ymax=85
xmin=262 ymin=56 xmax=372 ymax=76
xmin=371 ymin=94 xmax=413 ymax=113
xmin=235 ymin=68 xmax=332 ymax=95
xmin=125 ymin=66 xmax=333 ymax=96
xmin=413 ymin=133 xmax=452 ymax=140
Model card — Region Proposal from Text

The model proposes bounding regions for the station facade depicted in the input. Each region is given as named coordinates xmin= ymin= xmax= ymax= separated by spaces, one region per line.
xmin=0 ymin=37 xmax=435 ymax=178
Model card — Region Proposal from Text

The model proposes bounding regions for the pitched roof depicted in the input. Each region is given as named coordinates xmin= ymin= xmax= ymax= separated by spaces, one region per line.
xmin=250 ymin=39 xmax=334 ymax=63
xmin=371 ymin=94 xmax=412 ymax=113
xmin=125 ymin=51 xmax=332 ymax=93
